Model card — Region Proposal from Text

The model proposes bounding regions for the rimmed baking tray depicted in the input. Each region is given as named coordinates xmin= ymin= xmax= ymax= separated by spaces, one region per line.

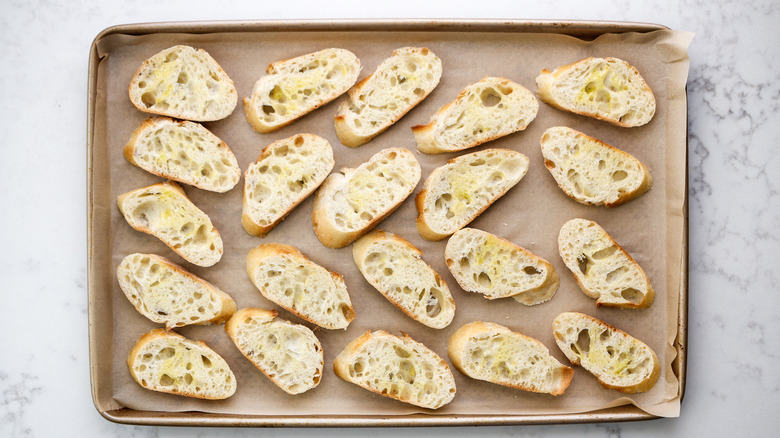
xmin=88 ymin=19 xmax=688 ymax=426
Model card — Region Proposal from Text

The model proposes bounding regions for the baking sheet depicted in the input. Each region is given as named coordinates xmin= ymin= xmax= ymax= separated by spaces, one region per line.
xmin=88 ymin=20 xmax=692 ymax=424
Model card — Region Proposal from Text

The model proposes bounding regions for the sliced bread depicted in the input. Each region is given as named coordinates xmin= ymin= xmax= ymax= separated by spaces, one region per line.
xmin=312 ymin=148 xmax=421 ymax=248
xmin=552 ymin=312 xmax=660 ymax=393
xmin=416 ymin=149 xmax=529 ymax=241
xmin=335 ymin=47 xmax=442 ymax=147
xmin=242 ymin=133 xmax=335 ymax=237
xmin=128 ymin=45 xmax=237 ymax=122
xmin=413 ymin=77 xmax=539 ymax=154
xmin=333 ymin=330 xmax=456 ymax=409
xmin=352 ymin=230 xmax=455 ymax=329
xmin=245 ymin=243 xmax=355 ymax=329
xmin=117 ymin=181 xmax=223 ymax=267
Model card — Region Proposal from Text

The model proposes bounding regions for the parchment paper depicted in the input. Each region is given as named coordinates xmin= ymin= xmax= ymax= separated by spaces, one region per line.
xmin=91 ymin=26 xmax=692 ymax=419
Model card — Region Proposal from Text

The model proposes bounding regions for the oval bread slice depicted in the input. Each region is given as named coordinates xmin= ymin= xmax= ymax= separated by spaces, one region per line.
xmin=445 ymin=228 xmax=559 ymax=306
xmin=243 ymin=48 xmax=361 ymax=133
xmin=242 ymin=133 xmax=335 ymax=237
xmin=225 ymin=308 xmax=323 ymax=394
xmin=335 ymin=47 xmax=442 ymax=147
xmin=127 ymin=329 xmax=237 ymax=399
xmin=312 ymin=148 xmax=421 ymax=248
xmin=541 ymin=126 xmax=652 ymax=207
xmin=448 ymin=321 xmax=573 ymax=395
xmin=413 ymin=77 xmax=539 ymax=154
xmin=353 ymin=230 xmax=455 ymax=329
xmin=558 ymin=218 xmax=654 ymax=308
xmin=116 ymin=253 xmax=236 ymax=329
xmin=124 ymin=117 xmax=241 ymax=193
xmin=552 ymin=312 xmax=660 ymax=393
xmin=416 ymin=149 xmax=529 ymax=241
xmin=333 ymin=330 xmax=456 ymax=409
xmin=128 ymin=45 xmax=237 ymax=122
xmin=246 ymin=243 xmax=355 ymax=329
xmin=117 ymin=181 xmax=223 ymax=267
xmin=536 ymin=57 xmax=655 ymax=127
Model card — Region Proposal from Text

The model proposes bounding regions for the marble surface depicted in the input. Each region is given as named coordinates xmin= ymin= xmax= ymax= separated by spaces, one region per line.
xmin=1 ymin=0 xmax=778 ymax=436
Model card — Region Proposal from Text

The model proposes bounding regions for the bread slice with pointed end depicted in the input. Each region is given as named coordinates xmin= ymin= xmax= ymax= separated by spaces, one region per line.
xmin=225 ymin=308 xmax=323 ymax=394
xmin=124 ymin=117 xmax=241 ymax=193
xmin=335 ymin=47 xmax=442 ymax=147
xmin=558 ymin=218 xmax=654 ymax=308
xmin=116 ymin=253 xmax=236 ymax=329
xmin=246 ymin=243 xmax=355 ymax=329
xmin=413 ymin=77 xmax=538 ymax=154
xmin=127 ymin=329 xmax=237 ymax=399
xmin=416 ymin=149 xmax=529 ymax=241
xmin=312 ymin=148 xmax=421 ymax=248
xmin=445 ymin=228 xmax=558 ymax=306
xmin=117 ymin=181 xmax=223 ymax=267
xmin=244 ymin=48 xmax=361 ymax=133
xmin=242 ymin=133 xmax=335 ymax=237
xmin=448 ymin=321 xmax=573 ymax=395
xmin=333 ymin=330 xmax=456 ymax=409
xmin=536 ymin=57 xmax=655 ymax=127
xmin=541 ymin=127 xmax=652 ymax=207
xmin=552 ymin=312 xmax=660 ymax=393
xmin=128 ymin=45 xmax=237 ymax=122
xmin=353 ymin=230 xmax=455 ymax=329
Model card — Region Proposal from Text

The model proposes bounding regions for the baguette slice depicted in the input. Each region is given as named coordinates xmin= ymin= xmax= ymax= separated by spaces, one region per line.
xmin=246 ymin=243 xmax=355 ymax=329
xmin=445 ymin=228 xmax=559 ymax=306
xmin=333 ymin=330 xmax=456 ymax=409
xmin=117 ymin=181 xmax=223 ymax=267
xmin=124 ymin=117 xmax=241 ymax=193
xmin=116 ymin=253 xmax=236 ymax=329
xmin=558 ymin=218 xmax=654 ymax=308
xmin=128 ymin=45 xmax=237 ymax=122
xmin=225 ymin=308 xmax=323 ymax=394
xmin=127 ymin=329 xmax=236 ymax=399
xmin=312 ymin=148 xmax=421 ymax=248
xmin=536 ymin=57 xmax=655 ymax=127
xmin=242 ymin=133 xmax=335 ymax=237
xmin=243 ymin=48 xmax=361 ymax=133
xmin=353 ymin=230 xmax=455 ymax=329
xmin=448 ymin=321 xmax=573 ymax=395
xmin=552 ymin=312 xmax=660 ymax=393
xmin=541 ymin=127 xmax=652 ymax=207
xmin=416 ymin=149 xmax=529 ymax=241
xmin=335 ymin=47 xmax=442 ymax=147
xmin=413 ymin=77 xmax=539 ymax=154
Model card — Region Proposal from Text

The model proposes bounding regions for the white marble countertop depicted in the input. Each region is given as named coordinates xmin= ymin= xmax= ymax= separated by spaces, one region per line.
xmin=1 ymin=0 xmax=778 ymax=436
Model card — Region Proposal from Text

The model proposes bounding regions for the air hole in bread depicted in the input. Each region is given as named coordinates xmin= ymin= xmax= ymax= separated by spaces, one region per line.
xmin=612 ymin=170 xmax=628 ymax=181
xmin=159 ymin=374 xmax=174 ymax=386
xmin=141 ymin=92 xmax=155 ymax=108
xmin=177 ymin=72 xmax=188 ymax=84
xmin=476 ymin=272 xmax=491 ymax=288
xmin=383 ymin=267 xmax=393 ymax=276
xmin=458 ymin=257 xmax=470 ymax=270
xmin=262 ymin=105 xmax=276 ymax=114
xmin=158 ymin=347 xmax=175 ymax=360
xmin=575 ymin=329 xmax=591 ymax=354
xmin=577 ymin=254 xmax=590 ymax=275
xmin=606 ymin=266 xmax=629 ymax=283
xmin=426 ymin=291 xmax=442 ymax=317
xmin=606 ymin=346 xmax=615 ymax=357
xmin=394 ymin=346 xmax=411 ymax=358
xmin=142 ymin=353 xmax=153 ymax=363
xmin=523 ymin=266 xmax=541 ymax=275
xmin=621 ymin=287 xmax=643 ymax=303
xmin=480 ymin=89 xmax=501 ymax=107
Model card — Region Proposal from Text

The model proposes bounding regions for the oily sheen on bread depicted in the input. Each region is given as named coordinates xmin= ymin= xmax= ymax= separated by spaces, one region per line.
xmin=445 ymin=228 xmax=559 ymax=306
xmin=552 ymin=312 xmax=660 ymax=393
xmin=536 ymin=57 xmax=655 ymax=127
xmin=246 ymin=243 xmax=355 ymax=329
xmin=225 ymin=308 xmax=323 ymax=394
xmin=127 ymin=329 xmax=237 ymax=399
xmin=541 ymin=126 xmax=652 ymax=207
xmin=333 ymin=330 xmax=456 ymax=409
xmin=116 ymin=253 xmax=236 ymax=329
xmin=128 ymin=45 xmax=237 ymax=122
xmin=416 ymin=149 xmax=529 ymax=241
xmin=413 ymin=77 xmax=539 ymax=154
xmin=352 ymin=230 xmax=455 ymax=329
xmin=117 ymin=181 xmax=223 ymax=267
xmin=335 ymin=47 xmax=442 ymax=147
xmin=124 ymin=117 xmax=241 ymax=193
xmin=242 ymin=133 xmax=335 ymax=237
xmin=312 ymin=148 xmax=421 ymax=248
xmin=243 ymin=48 xmax=361 ymax=133
xmin=558 ymin=218 xmax=654 ymax=308
xmin=448 ymin=321 xmax=573 ymax=395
